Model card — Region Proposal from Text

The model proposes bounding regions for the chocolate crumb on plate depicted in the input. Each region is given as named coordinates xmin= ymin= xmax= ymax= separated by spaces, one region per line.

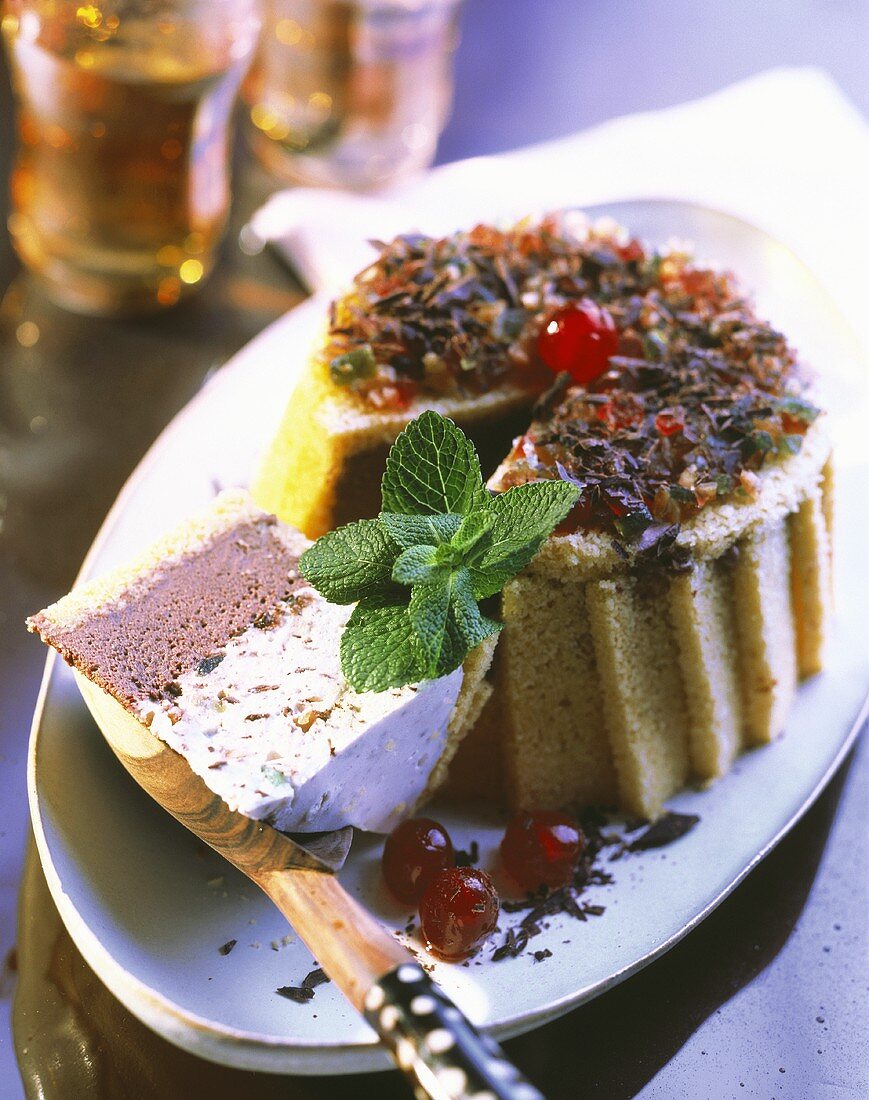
xmin=217 ymin=939 xmax=237 ymax=956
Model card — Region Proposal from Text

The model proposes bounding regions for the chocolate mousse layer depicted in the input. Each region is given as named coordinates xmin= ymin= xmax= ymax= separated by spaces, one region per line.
xmin=28 ymin=517 xmax=308 ymax=709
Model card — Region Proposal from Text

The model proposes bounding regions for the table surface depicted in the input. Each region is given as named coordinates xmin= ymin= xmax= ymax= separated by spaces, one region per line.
xmin=2 ymin=2 xmax=868 ymax=1097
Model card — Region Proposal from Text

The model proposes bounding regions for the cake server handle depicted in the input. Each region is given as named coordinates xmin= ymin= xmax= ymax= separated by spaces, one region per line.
xmin=364 ymin=962 xmax=546 ymax=1100
xmin=258 ymin=868 xmax=545 ymax=1100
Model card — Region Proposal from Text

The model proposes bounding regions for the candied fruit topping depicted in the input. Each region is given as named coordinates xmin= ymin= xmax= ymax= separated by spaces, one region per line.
xmin=322 ymin=214 xmax=658 ymax=405
xmin=493 ymin=243 xmax=819 ymax=551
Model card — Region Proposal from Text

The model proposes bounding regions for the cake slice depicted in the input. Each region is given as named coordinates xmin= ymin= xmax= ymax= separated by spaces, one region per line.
xmin=27 ymin=491 xmax=495 ymax=834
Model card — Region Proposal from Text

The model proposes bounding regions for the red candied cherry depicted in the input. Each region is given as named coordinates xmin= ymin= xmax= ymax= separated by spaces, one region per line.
xmin=382 ymin=817 xmax=454 ymax=904
xmin=419 ymin=867 xmax=500 ymax=959
xmin=537 ymin=299 xmax=619 ymax=384
xmin=501 ymin=811 xmax=586 ymax=892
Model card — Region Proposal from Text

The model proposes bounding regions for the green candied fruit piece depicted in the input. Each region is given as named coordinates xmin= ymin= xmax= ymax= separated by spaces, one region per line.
xmin=614 ymin=509 xmax=653 ymax=540
xmin=741 ymin=430 xmax=775 ymax=459
xmin=329 ymin=345 xmax=377 ymax=385
xmin=715 ymin=473 xmax=734 ymax=496
xmin=775 ymin=395 xmax=820 ymax=425
xmin=492 ymin=307 xmax=528 ymax=343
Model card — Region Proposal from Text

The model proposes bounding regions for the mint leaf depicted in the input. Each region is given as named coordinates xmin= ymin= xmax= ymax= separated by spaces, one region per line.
xmin=300 ymin=519 xmax=399 ymax=604
xmin=450 ymin=568 xmax=502 ymax=650
xmin=450 ymin=509 xmax=495 ymax=555
xmin=392 ymin=545 xmax=447 ymax=586
xmin=409 ymin=568 xmax=499 ymax=679
xmin=303 ymin=413 xmax=579 ymax=693
xmin=340 ymin=597 xmax=426 ymax=692
xmin=381 ymin=512 xmax=462 ymax=550
xmin=381 ymin=411 xmax=487 ymax=516
xmin=469 ymin=480 xmax=578 ymax=598
xmin=408 ymin=575 xmax=463 ymax=678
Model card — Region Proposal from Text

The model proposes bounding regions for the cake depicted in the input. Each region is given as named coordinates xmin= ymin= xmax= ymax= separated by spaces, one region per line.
xmin=253 ymin=213 xmax=833 ymax=820
xmin=27 ymin=491 xmax=496 ymax=833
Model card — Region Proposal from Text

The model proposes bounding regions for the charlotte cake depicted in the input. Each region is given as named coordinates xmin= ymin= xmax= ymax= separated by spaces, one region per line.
xmin=252 ymin=212 xmax=833 ymax=819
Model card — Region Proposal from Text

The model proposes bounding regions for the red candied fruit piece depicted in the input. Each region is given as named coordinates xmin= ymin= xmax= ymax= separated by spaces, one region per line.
xmin=368 ymin=378 xmax=417 ymax=410
xmin=655 ymin=409 xmax=684 ymax=437
xmin=596 ymin=394 xmax=644 ymax=431
xmin=537 ymin=299 xmax=619 ymax=384
xmin=501 ymin=810 xmax=586 ymax=892
xmin=780 ymin=412 xmax=809 ymax=435
xmin=419 ymin=867 xmax=499 ymax=959
xmin=618 ymin=238 xmax=645 ymax=263
xmin=555 ymin=493 xmax=597 ymax=534
xmin=382 ymin=818 xmax=454 ymax=904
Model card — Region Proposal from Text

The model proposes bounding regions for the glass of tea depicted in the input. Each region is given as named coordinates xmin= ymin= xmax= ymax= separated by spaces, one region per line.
xmin=243 ymin=0 xmax=462 ymax=191
xmin=1 ymin=0 xmax=261 ymax=315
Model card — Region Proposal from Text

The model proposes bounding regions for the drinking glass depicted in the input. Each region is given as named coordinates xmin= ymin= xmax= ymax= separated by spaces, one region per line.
xmin=243 ymin=0 xmax=461 ymax=190
xmin=1 ymin=0 xmax=261 ymax=315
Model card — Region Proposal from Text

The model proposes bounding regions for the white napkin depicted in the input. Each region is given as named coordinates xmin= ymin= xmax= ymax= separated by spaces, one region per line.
xmin=250 ymin=66 xmax=869 ymax=357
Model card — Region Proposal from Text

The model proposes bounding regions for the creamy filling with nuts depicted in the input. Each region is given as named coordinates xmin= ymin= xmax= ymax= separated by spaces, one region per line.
xmin=138 ymin=586 xmax=463 ymax=834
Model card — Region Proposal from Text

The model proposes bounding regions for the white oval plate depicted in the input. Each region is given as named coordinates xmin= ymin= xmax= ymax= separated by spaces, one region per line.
xmin=28 ymin=201 xmax=869 ymax=1075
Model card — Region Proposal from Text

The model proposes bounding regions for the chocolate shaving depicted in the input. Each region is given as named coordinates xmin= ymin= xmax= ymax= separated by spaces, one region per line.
xmin=217 ymin=939 xmax=237 ymax=956
xmin=276 ymin=985 xmax=315 ymax=1003
xmin=197 ymin=654 xmax=224 ymax=676
xmin=302 ymin=967 xmax=330 ymax=990
xmin=533 ymin=371 xmax=573 ymax=421
xmin=454 ymin=840 xmax=480 ymax=868
xmin=628 ymin=812 xmax=700 ymax=851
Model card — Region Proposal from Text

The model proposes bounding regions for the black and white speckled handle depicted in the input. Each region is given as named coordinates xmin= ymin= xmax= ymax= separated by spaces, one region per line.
xmin=364 ymin=962 xmax=545 ymax=1100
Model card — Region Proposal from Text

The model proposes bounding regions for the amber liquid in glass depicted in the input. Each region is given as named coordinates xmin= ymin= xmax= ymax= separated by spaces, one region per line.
xmin=2 ymin=11 xmax=253 ymax=313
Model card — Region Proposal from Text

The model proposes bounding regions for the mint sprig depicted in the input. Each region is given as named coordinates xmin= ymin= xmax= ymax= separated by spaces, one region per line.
xmin=300 ymin=412 xmax=578 ymax=691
